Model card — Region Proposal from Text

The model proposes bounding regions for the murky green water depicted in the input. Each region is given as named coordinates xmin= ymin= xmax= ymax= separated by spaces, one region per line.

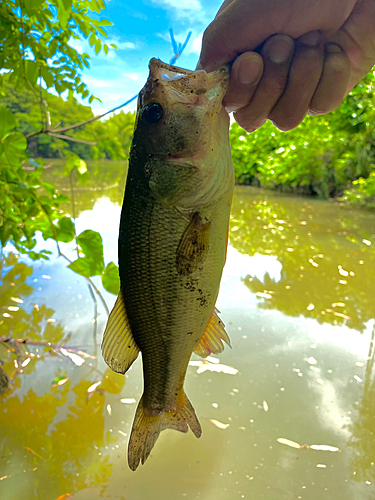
xmin=1 ymin=161 xmax=375 ymax=500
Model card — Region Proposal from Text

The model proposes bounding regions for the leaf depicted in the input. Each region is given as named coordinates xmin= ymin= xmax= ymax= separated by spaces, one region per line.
xmin=41 ymin=67 xmax=54 ymax=88
xmin=43 ymin=217 xmax=75 ymax=243
xmin=2 ymin=133 xmax=27 ymax=162
xmin=209 ymin=419 xmax=229 ymax=430
xmin=63 ymin=154 xmax=87 ymax=178
xmin=68 ymin=256 xmax=102 ymax=277
xmin=95 ymin=39 xmax=101 ymax=54
xmin=60 ymin=348 xmax=85 ymax=366
xmin=277 ymin=438 xmax=302 ymax=449
xmin=77 ymin=229 xmax=104 ymax=267
xmin=102 ymin=262 xmax=120 ymax=295
xmin=76 ymin=159 xmax=90 ymax=185
xmin=56 ymin=217 xmax=75 ymax=243
xmin=98 ymin=19 xmax=113 ymax=26
xmin=0 ymin=106 xmax=16 ymax=140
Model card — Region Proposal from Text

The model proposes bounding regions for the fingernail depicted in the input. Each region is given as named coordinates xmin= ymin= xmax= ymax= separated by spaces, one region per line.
xmin=267 ymin=36 xmax=294 ymax=64
xmin=238 ymin=59 xmax=262 ymax=85
xmin=325 ymin=43 xmax=342 ymax=54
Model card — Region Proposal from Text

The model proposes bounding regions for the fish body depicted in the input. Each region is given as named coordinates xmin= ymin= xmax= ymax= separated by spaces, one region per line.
xmin=102 ymin=59 xmax=234 ymax=470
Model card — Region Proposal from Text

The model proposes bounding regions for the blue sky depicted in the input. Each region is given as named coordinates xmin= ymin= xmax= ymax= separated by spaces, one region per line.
xmin=72 ymin=0 xmax=223 ymax=115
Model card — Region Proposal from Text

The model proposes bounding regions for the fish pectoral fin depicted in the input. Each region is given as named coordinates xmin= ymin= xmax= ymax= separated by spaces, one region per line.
xmin=194 ymin=307 xmax=231 ymax=357
xmin=176 ymin=212 xmax=211 ymax=276
xmin=101 ymin=291 xmax=140 ymax=374
xmin=128 ymin=392 xmax=202 ymax=471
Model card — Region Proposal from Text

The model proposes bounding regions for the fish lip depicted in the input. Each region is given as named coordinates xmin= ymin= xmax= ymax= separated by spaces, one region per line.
xmin=147 ymin=58 xmax=229 ymax=97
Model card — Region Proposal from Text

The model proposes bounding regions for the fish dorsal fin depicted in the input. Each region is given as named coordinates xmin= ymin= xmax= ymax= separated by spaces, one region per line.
xmin=176 ymin=212 xmax=211 ymax=275
xmin=101 ymin=291 xmax=140 ymax=374
xmin=194 ymin=308 xmax=231 ymax=358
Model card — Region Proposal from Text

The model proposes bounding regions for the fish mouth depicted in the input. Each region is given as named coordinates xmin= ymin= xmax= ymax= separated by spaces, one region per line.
xmin=139 ymin=58 xmax=229 ymax=109
xmin=148 ymin=58 xmax=229 ymax=97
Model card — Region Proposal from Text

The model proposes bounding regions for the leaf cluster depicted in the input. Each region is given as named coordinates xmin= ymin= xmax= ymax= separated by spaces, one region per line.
xmin=0 ymin=0 xmax=113 ymax=101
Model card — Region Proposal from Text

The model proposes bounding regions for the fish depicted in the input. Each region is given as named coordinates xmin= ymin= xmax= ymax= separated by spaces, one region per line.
xmin=101 ymin=58 xmax=234 ymax=471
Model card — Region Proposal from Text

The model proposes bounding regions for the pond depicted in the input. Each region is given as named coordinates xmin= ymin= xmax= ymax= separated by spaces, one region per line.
xmin=1 ymin=160 xmax=374 ymax=500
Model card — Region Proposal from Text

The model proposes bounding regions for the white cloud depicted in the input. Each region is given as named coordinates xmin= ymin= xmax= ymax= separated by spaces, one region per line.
xmin=108 ymin=39 xmax=138 ymax=50
xmin=186 ymin=34 xmax=203 ymax=55
xmin=83 ymin=76 xmax=115 ymax=88
xmin=123 ymin=72 xmax=141 ymax=81
xmin=153 ymin=0 xmax=202 ymax=16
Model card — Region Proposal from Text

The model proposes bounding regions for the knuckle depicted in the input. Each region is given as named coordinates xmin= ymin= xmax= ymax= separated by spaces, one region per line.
xmin=266 ymin=76 xmax=286 ymax=96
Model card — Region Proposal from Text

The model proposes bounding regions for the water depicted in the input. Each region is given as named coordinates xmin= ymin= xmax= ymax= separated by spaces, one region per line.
xmin=1 ymin=161 xmax=374 ymax=499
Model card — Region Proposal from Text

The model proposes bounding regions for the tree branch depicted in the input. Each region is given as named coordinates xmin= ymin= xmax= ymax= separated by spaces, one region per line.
xmin=49 ymin=133 xmax=97 ymax=145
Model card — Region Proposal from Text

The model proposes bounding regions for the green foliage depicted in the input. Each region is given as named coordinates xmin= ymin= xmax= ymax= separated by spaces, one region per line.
xmin=0 ymin=0 xmax=112 ymax=100
xmin=0 ymin=0 xmax=122 ymax=296
xmin=68 ymin=229 xmax=120 ymax=294
xmin=63 ymin=154 xmax=90 ymax=185
xmin=102 ymin=262 xmax=120 ymax=295
xmin=230 ymin=68 xmax=375 ymax=203
xmin=0 ymin=104 xmax=68 ymax=258
xmin=0 ymin=74 xmax=136 ymax=160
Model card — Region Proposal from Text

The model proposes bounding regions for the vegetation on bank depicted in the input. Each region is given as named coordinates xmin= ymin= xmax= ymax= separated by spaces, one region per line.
xmin=230 ymin=69 xmax=375 ymax=206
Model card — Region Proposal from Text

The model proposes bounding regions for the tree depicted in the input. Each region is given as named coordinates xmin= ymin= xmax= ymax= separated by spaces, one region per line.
xmin=0 ymin=0 xmax=121 ymax=297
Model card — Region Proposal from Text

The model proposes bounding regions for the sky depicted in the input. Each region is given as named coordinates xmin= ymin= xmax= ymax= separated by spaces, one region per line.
xmin=72 ymin=0 xmax=224 ymax=116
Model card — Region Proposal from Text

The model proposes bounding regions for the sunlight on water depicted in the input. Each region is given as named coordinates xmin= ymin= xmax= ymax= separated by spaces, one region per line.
xmin=1 ymin=162 xmax=374 ymax=499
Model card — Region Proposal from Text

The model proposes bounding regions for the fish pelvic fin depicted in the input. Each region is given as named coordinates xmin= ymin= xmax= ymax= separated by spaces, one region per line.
xmin=194 ymin=307 xmax=231 ymax=358
xmin=128 ymin=392 xmax=202 ymax=471
xmin=101 ymin=291 xmax=140 ymax=374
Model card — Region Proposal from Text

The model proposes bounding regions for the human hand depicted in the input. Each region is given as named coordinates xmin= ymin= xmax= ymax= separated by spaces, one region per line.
xmin=199 ymin=0 xmax=375 ymax=132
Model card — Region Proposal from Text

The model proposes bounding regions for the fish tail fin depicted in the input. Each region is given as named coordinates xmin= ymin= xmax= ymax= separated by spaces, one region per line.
xmin=128 ymin=392 xmax=202 ymax=471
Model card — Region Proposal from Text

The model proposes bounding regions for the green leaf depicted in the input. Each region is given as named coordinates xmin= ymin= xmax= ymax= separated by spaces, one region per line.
xmin=56 ymin=217 xmax=76 ymax=243
xmin=68 ymin=255 xmax=103 ymax=277
xmin=77 ymin=229 xmax=104 ymax=261
xmin=63 ymin=154 xmax=87 ymax=177
xmin=102 ymin=262 xmax=120 ymax=295
xmin=98 ymin=19 xmax=113 ymax=26
xmin=56 ymin=0 xmax=71 ymax=28
xmin=0 ymin=106 xmax=16 ymax=140
xmin=2 ymin=132 xmax=27 ymax=164
xmin=109 ymin=44 xmax=117 ymax=49
xmin=41 ymin=67 xmax=54 ymax=88
xmin=95 ymin=39 xmax=101 ymax=54
xmin=76 ymin=158 xmax=90 ymax=185
xmin=42 ymin=182 xmax=55 ymax=196
xmin=104 ymin=44 xmax=108 ymax=55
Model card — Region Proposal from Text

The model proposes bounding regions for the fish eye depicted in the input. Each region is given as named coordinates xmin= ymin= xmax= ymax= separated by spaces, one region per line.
xmin=142 ymin=102 xmax=163 ymax=124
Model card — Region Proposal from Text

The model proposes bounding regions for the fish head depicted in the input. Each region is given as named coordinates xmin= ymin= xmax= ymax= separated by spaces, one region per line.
xmin=133 ymin=58 xmax=229 ymax=161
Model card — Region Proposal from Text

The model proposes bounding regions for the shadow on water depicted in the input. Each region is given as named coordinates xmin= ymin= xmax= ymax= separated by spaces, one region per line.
xmin=1 ymin=162 xmax=375 ymax=498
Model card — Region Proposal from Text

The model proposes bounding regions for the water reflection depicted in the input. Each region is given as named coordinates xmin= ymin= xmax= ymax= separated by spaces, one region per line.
xmin=230 ymin=187 xmax=375 ymax=333
xmin=347 ymin=326 xmax=375 ymax=484
xmin=2 ymin=164 xmax=375 ymax=498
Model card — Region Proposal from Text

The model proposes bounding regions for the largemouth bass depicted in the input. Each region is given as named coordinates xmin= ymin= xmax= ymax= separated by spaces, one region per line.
xmin=101 ymin=58 xmax=234 ymax=471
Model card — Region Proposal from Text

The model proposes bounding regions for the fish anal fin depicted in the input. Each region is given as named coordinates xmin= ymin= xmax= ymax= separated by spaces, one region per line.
xmin=176 ymin=212 xmax=211 ymax=276
xmin=194 ymin=307 xmax=231 ymax=358
xmin=101 ymin=291 xmax=140 ymax=374
xmin=128 ymin=392 xmax=201 ymax=471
